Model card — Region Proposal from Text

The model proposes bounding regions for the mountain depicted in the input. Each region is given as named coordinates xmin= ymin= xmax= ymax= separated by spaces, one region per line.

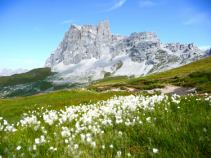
xmin=45 ymin=20 xmax=208 ymax=83
xmin=0 ymin=68 xmax=85 ymax=98
xmin=0 ymin=68 xmax=28 ymax=76
xmin=89 ymin=56 xmax=211 ymax=93
xmin=0 ymin=56 xmax=210 ymax=98
xmin=0 ymin=20 xmax=209 ymax=98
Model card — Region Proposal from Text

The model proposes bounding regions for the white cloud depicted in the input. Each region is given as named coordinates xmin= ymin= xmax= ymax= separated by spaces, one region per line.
xmin=198 ymin=45 xmax=210 ymax=51
xmin=107 ymin=0 xmax=127 ymax=11
xmin=61 ymin=19 xmax=73 ymax=25
xmin=184 ymin=12 xmax=210 ymax=26
xmin=139 ymin=0 xmax=156 ymax=8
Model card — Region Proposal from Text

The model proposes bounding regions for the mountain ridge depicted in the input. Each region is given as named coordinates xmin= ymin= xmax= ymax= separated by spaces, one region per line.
xmin=0 ymin=56 xmax=210 ymax=98
xmin=45 ymin=20 xmax=209 ymax=83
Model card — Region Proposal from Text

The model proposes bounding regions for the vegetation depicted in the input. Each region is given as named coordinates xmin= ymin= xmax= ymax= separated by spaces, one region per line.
xmin=0 ymin=89 xmax=130 ymax=122
xmin=0 ymin=94 xmax=210 ymax=157
xmin=0 ymin=68 xmax=53 ymax=87
xmin=0 ymin=57 xmax=210 ymax=157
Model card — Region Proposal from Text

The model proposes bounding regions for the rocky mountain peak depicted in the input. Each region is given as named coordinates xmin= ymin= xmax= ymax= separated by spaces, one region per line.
xmin=97 ymin=20 xmax=111 ymax=35
xmin=45 ymin=20 xmax=208 ymax=83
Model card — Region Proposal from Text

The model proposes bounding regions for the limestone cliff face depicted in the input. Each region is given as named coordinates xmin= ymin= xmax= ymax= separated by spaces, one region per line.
xmin=45 ymin=20 xmax=208 ymax=83
xmin=46 ymin=20 xmax=112 ymax=67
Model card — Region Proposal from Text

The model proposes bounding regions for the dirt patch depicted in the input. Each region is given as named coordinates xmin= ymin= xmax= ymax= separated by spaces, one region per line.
xmin=145 ymin=85 xmax=196 ymax=95
xmin=97 ymin=84 xmax=197 ymax=95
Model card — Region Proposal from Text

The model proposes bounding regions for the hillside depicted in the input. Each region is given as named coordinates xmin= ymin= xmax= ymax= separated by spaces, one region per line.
xmin=0 ymin=90 xmax=130 ymax=122
xmin=1 ymin=57 xmax=210 ymax=99
xmin=0 ymin=68 xmax=53 ymax=87
xmin=0 ymin=68 xmax=56 ymax=98
xmin=89 ymin=56 xmax=211 ymax=92
xmin=0 ymin=58 xmax=210 ymax=157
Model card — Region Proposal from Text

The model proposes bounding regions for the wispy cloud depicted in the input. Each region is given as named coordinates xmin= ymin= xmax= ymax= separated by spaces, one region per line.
xmin=139 ymin=0 xmax=156 ymax=8
xmin=183 ymin=12 xmax=211 ymax=26
xmin=107 ymin=0 xmax=127 ymax=11
xmin=61 ymin=19 xmax=73 ymax=25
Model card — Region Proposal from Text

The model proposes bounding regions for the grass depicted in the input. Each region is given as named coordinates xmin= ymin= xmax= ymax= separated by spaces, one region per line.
xmin=92 ymin=76 xmax=130 ymax=86
xmin=0 ymin=89 xmax=130 ymax=122
xmin=0 ymin=94 xmax=210 ymax=157
xmin=89 ymin=57 xmax=211 ymax=92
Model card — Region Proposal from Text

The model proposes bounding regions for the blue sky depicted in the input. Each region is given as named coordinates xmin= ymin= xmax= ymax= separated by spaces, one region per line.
xmin=0 ymin=0 xmax=210 ymax=70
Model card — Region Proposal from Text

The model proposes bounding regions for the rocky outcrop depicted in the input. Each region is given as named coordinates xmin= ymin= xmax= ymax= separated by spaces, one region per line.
xmin=45 ymin=20 xmax=207 ymax=83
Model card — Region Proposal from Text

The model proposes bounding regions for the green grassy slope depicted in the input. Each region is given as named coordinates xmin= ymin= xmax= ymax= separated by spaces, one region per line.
xmin=0 ymin=68 xmax=53 ymax=87
xmin=89 ymin=57 xmax=211 ymax=92
xmin=0 ymin=89 xmax=130 ymax=122
xmin=0 ymin=93 xmax=210 ymax=157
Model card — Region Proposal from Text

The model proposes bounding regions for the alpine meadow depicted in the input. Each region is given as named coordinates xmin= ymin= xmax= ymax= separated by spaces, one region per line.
xmin=0 ymin=0 xmax=210 ymax=157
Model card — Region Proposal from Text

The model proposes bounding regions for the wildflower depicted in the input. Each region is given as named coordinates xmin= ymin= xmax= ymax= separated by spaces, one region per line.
xmin=49 ymin=146 xmax=54 ymax=150
xmin=61 ymin=127 xmax=71 ymax=138
xmin=40 ymin=135 xmax=45 ymax=143
xmin=127 ymin=153 xmax=131 ymax=157
xmin=20 ymin=115 xmax=39 ymax=127
xmin=146 ymin=117 xmax=151 ymax=122
xmin=118 ymin=131 xmax=123 ymax=136
xmin=152 ymin=148 xmax=159 ymax=154
xmin=33 ymin=144 xmax=37 ymax=150
xmin=35 ymin=135 xmax=45 ymax=145
xmin=91 ymin=141 xmax=96 ymax=148
xmin=3 ymin=120 xmax=8 ymax=125
xmin=43 ymin=110 xmax=58 ymax=125
xmin=74 ymin=144 xmax=79 ymax=149
xmin=117 ymin=151 xmax=122 ymax=157
xmin=109 ymin=144 xmax=114 ymax=148
xmin=65 ymin=139 xmax=69 ymax=144
xmin=80 ymin=134 xmax=86 ymax=141
xmin=49 ymin=146 xmax=57 ymax=151
xmin=102 ymin=145 xmax=105 ymax=149
xmin=35 ymin=138 xmax=40 ymax=144
xmin=203 ymin=128 xmax=207 ymax=133
xmin=16 ymin=146 xmax=21 ymax=151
